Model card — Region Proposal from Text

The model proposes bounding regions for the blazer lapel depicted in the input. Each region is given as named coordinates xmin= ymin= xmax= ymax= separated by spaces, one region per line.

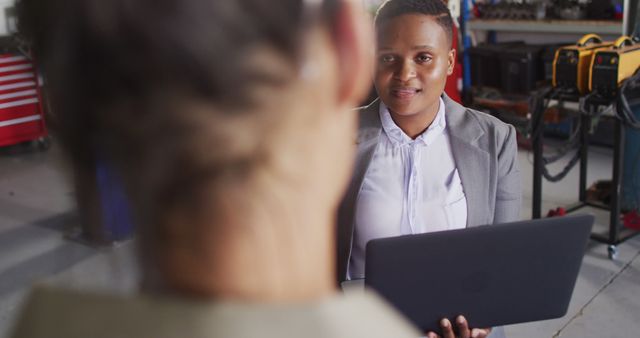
xmin=443 ymin=95 xmax=491 ymax=227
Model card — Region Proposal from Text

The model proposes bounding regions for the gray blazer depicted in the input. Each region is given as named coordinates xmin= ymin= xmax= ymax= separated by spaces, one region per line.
xmin=337 ymin=94 xmax=522 ymax=282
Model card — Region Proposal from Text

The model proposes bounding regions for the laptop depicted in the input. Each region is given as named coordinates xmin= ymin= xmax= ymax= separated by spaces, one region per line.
xmin=364 ymin=214 xmax=594 ymax=334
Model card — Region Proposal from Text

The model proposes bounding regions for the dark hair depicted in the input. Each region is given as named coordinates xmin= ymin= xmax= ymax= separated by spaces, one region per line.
xmin=17 ymin=0 xmax=337 ymax=285
xmin=374 ymin=0 xmax=453 ymax=45
xmin=18 ymin=0 xmax=315 ymax=162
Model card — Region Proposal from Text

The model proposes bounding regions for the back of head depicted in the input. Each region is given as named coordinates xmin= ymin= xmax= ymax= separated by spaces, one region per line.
xmin=18 ymin=0 xmax=315 ymax=174
xmin=17 ymin=0 xmax=372 ymax=296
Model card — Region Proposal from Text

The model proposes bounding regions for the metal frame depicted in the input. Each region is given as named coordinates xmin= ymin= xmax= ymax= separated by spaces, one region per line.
xmin=624 ymin=0 xmax=639 ymax=36
xmin=467 ymin=20 xmax=623 ymax=35
xmin=460 ymin=0 xmax=639 ymax=93
xmin=532 ymin=95 xmax=640 ymax=259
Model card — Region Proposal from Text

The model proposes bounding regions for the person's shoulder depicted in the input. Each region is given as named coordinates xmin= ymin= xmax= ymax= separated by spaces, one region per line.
xmin=462 ymin=106 xmax=514 ymax=135
xmin=10 ymin=287 xmax=419 ymax=338
xmin=444 ymin=94 xmax=515 ymax=146
xmin=318 ymin=291 xmax=420 ymax=338
xmin=448 ymin=104 xmax=516 ymax=148
xmin=9 ymin=287 xmax=207 ymax=338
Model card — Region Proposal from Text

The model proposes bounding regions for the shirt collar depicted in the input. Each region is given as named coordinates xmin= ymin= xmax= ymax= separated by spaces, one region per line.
xmin=379 ymin=97 xmax=447 ymax=147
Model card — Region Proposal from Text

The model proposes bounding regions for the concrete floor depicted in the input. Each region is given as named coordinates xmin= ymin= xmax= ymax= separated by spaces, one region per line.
xmin=0 ymin=140 xmax=639 ymax=337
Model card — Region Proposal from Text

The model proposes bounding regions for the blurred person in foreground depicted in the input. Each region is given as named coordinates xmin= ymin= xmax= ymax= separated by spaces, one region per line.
xmin=10 ymin=0 xmax=420 ymax=337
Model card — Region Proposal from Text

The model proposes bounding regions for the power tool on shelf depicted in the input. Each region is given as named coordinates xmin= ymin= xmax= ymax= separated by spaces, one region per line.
xmin=589 ymin=36 xmax=640 ymax=98
xmin=553 ymin=34 xmax=616 ymax=95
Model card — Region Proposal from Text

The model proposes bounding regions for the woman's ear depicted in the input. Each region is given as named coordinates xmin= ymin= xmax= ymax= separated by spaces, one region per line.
xmin=331 ymin=0 xmax=374 ymax=108
xmin=447 ymin=48 xmax=456 ymax=76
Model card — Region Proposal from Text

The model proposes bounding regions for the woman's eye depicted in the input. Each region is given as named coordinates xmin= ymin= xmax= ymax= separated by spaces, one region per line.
xmin=416 ymin=54 xmax=432 ymax=63
xmin=380 ymin=55 xmax=395 ymax=63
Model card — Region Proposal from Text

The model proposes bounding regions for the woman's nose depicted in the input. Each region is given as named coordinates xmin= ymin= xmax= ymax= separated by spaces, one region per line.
xmin=394 ymin=59 xmax=416 ymax=82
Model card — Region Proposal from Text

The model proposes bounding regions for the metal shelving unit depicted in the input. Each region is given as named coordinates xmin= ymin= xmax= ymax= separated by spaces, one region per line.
xmin=531 ymin=95 xmax=640 ymax=259
xmin=458 ymin=0 xmax=636 ymax=92
xmin=467 ymin=19 xmax=623 ymax=35
xmin=458 ymin=0 xmax=640 ymax=258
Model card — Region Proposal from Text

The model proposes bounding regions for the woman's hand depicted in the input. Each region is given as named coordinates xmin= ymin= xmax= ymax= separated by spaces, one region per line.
xmin=426 ymin=316 xmax=492 ymax=338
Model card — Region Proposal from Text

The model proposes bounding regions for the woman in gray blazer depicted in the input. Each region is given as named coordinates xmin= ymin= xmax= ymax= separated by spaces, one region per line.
xmin=337 ymin=1 xmax=521 ymax=337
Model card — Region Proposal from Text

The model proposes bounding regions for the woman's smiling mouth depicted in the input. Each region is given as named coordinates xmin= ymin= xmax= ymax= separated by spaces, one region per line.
xmin=391 ymin=87 xmax=422 ymax=100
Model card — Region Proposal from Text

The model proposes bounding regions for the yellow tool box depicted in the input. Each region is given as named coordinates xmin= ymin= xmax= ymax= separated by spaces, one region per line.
xmin=553 ymin=34 xmax=616 ymax=95
xmin=590 ymin=36 xmax=640 ymax=97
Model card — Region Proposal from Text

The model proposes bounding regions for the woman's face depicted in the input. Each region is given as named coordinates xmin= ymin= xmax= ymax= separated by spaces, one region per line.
xmin=374 ymin=14 xmax=454 ymax=118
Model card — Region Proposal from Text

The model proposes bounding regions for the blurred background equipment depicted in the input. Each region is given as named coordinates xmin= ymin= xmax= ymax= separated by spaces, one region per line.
xmin=8 ymin=0 xmax=131 ymax=246
xmin=529 ymin=34 xmax=640 ymax=258
xmin=500 ymin=44 xmax=545 ymax=94
xmin=553 ymin=34 xmax=617 ymax=95
xmin=0 ymin=38 xmax=48 ymax=150
xmin=0 ymin=0 xmax=48 ymax=150
xmin=462 ymin=0 xmax=640 ymax=258
xmin=469 ymin=41 xmax=525 ymax=89
xmin=589 ymin=36 xmax=640 ymax=97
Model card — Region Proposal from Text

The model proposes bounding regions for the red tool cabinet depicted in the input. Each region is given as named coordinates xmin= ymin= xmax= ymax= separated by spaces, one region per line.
xmin=0 ymin=53 xmax=47 ymax=148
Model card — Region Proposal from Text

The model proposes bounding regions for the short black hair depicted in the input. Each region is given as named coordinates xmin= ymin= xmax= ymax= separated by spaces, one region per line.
xmin=374 ymin=0 xmax=454 ymax=45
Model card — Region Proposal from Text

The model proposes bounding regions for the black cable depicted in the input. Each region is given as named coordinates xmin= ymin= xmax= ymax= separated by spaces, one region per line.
xmin=542 ymin=147 xmax=582 ymax=182
xmin=535 ymin=67 xmax=640 ymax=183
xmin=528 ymin=86 xmax=556 ymax=141
xmin=527 ymin=86 xmax=586 ymax=182
xmin=578 ymin=92 xmax=597 ymax=116
xmin=527 ymin=84 xmax=628 ymax=182
xmin=547 ymin=70 xmax=640 ymax=196
xmin=616 ymin=69 xmax=640 ymax=129
xmin=527 ymin=86 xmax=580 ymax=164
xmin=543 ymin=117 xmax=582 ymax=165
xmin=540 ymin=90 xmax=582 ymax=182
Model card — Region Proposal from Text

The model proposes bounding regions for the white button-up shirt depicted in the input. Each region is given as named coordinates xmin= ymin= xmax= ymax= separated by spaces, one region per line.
xmin=348 ymin=98 xmax=467 ymax=279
